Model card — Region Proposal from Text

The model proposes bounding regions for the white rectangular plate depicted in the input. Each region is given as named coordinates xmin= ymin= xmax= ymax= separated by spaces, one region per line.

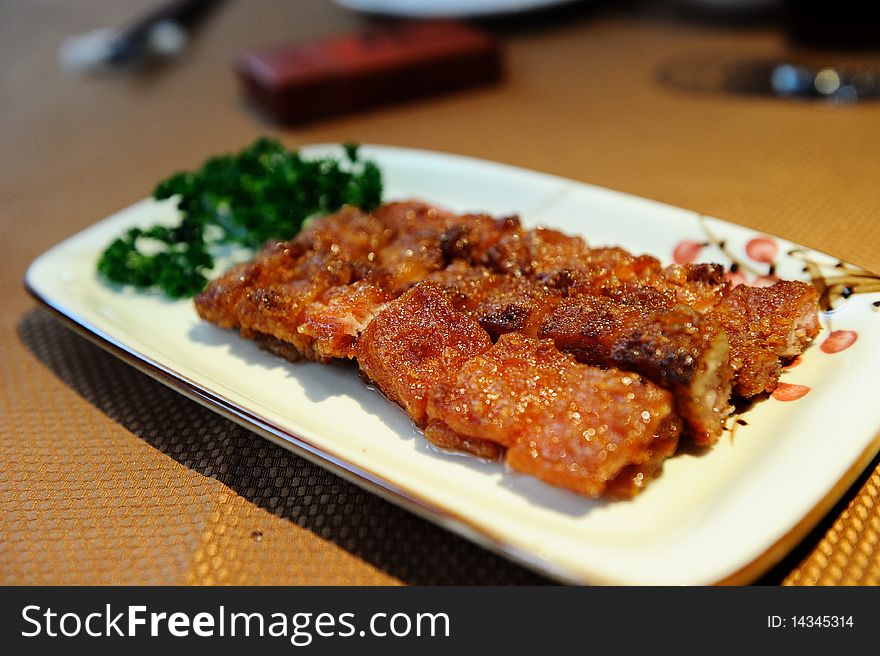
xmin=26 ymin=144 xmax=880 ymax=585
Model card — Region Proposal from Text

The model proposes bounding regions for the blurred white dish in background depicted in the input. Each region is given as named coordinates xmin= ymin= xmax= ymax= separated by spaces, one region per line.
xmin=335 ymin=0 xmax=583 ymax=18
xmin=676 ymin=0 xmax=779 ymax=11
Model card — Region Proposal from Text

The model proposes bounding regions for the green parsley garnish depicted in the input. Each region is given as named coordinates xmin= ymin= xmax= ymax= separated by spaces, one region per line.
xmin=96 ymin=138 xmax=382 ymax=298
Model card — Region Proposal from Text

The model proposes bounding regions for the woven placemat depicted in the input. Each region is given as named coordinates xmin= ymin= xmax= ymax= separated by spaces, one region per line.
xmin=1 ymin=309 xmax=550 ymax=585
xmin=782 ymin=467 xmax=880 ymax=585
xmin=3 ymin=1 xmax=880 ymax=586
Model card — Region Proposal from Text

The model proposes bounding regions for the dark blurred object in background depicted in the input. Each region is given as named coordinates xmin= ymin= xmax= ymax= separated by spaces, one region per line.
xmin=784 ymin=0 xmax=880 ymax=51
xmin=672 ymin=0 xmax=780 ymax=21
xmin=236 ymin=21 xmax=502 ymax=126
xmin=658 ymin=0 xmax=880 ymax=103
xmin=60 ymin=0 xmax=223 ymax=74
xmin=776 ymin=0 xmax=880 ymax=102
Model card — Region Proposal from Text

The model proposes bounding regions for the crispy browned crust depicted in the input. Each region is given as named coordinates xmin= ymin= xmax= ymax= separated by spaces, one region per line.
xmin=251 ymin=333 xmax=304 ymax=362
xmin=428 ymin=261 xmax=733 ymax=445
xmin=539 ymin=296 xmax=732 ymax=446
xmin=482 ymin=226 xmax=591 ymax=276
xmin=194 ymin=202 xmax=522 ymax=362
xmin=423 ymin=419 xmax=504 ymax=461
xmin=194 ymin=205 xmax=387 ymax=363
xmin=356 ymin=282 xmax=494 ymax=426
xmin=426 ymin=333 xmax=680 ymax=497
xmin=714 ymin=281 xmax=820 ymax=396
xmin=194 ymin=200 xmax=821 ymax=497
xmin=298 ymin=281 xmax=394 ymax=360
xmin=428 ymin=262 xmax=563 ymax=339
xmin=604 ymin=432 xmax=680 ymax=498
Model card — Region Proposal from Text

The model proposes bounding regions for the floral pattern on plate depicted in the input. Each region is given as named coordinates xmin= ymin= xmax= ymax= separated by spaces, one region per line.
xmin=673 ymin=222 xmax=880 ymax=403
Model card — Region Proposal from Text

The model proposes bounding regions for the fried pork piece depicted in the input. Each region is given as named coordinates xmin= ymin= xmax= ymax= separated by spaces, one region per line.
xmin=428 ymin=262 xmax=563 ymax=339
xmin=430 ymin=261 xmax=732 ymax=444
xmin=372 ymin=202 xmax=453 ymax=293
xmin=423 ymin=419 xmax=504 ymax=460
xmin=297 ymin=205 xmax=392 ymax=258
xmin=713 ymin=280 xmax=820 ymax=397
xmin=438 ymin=214 xmax=524 ymax=265
xmin=483 ymin=226 xmax=591 ymax=276
xmin=195 ymin=205 xmax=391 ymax=362
xmin=195 ymin=244 xmax=368 ymax=361
xmin=565 ymin=260 xmax=818 ymax=402
xmin=195 ymin=202 xmax=436 ymax=363
xmin=377 ymin=202 xmax=584 ymax=279
xmin=357 ymin=281 xmax=494 ymax=427
xmin=374 ymin=202 xmax=527 ymax=292
xmin=539 ymin=295 xmax=732 ymax=445
xmin=482 ymin=231 xmax=730 ymax=317
xmin=357 ymin=281 xmax=502 ymax=459
xmin=533 ymin=248 xmax=820 ymax=404
xmin=193 ymin=201 xmax=511 ymax=364
xmin=604 ymin=433 xmax=680 ymax=498
xmin=195 ymin=241 xmax=304 ymax=330
xmin=663 ymin=263 xmax=731 ymax=313
xmin=481 ymin=241 xmax=663 ymax=296
xmin=562 ymin=252 xmax=730 ymax=315
xmin=479 ymin=233 xmax=730 ymax=322
xmin=427 ymin=333 xmax=680 ymax=497
xmin=298 ymin=281 xmax=394 ymax=360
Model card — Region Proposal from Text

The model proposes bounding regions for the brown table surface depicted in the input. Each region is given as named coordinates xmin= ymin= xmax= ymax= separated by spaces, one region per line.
xmin=2 ymin=0 xmax=879 ymax=586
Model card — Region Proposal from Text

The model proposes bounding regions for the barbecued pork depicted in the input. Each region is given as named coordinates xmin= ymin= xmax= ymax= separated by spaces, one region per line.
xmin=194 ymin=200 xmax=821 ymax=497
xmin=539 ymin=296 xmax=732 ymax=446
xmin=357 ymin=282 xmax=500 ymax=459
xmin=196 ymin=247 xmax=368 ymax=362
xmin=714 ymin=280 xmax=820 ymax=396
xmin=195 ymin=205 xmax=387 ymax=362
xmin=426 ymin=332 xmax=681 ymax=497
xmin=194 ymin=201 xmax=522 ymax=361
xmin=356 ymin=281 xmax=494 ymax=426
xmin=429 ymin=262 xmax=732 ymax=445
xmin=428 ymin=262 xmax=563 ymax=339
xmin=298 ymin=281 xmax=395 ymax=360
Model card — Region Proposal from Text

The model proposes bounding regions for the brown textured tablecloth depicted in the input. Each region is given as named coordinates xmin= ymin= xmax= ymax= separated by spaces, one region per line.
xmin=2 ymin=0 xmax=879 ymax=585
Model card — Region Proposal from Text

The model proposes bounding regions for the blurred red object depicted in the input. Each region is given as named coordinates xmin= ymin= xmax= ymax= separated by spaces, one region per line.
xmin=236 ymin=20 xmax=503 ymax=125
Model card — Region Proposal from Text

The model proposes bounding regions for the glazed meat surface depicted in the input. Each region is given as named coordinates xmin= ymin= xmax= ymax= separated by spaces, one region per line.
xmin=539 ymin=296 xmax=732 ymax=446
xmin=196 ymin=246 xmax=367 ymax=362
xmin=298 ymin=281 xmax=395 ymax=360
xmin=194 ymin=201 xmax=521 ymax=362
xmin=357 ymin=282 xmax=502 ymax=460
xmin=430 ymin=263 xmax=732 ymax=444
xmin=428 ymin=262 xmax=563 ymax=339
xmin=427 ymin=333 xmax=681 ymax=497
xmin=195 ymin=206 xmax=386 ymax=362
xmin=714 ymin=281 xmax=820 ymax=396
xmin=195 ymin=200 xmax=822 ymax=497
xmin=357 ymin=282 xmax=494 ymax=427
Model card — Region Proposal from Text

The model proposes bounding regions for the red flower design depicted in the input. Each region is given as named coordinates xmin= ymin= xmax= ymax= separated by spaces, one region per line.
xmin=745 ymin=236 xmax=778 ymax=263
xmin=771 ymin=383 xmax=811 ymax=402
xmin=673 ymin=240 xmax=704 ymax=265
xmin=820 ymin=330 xmax=858 ymax=354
